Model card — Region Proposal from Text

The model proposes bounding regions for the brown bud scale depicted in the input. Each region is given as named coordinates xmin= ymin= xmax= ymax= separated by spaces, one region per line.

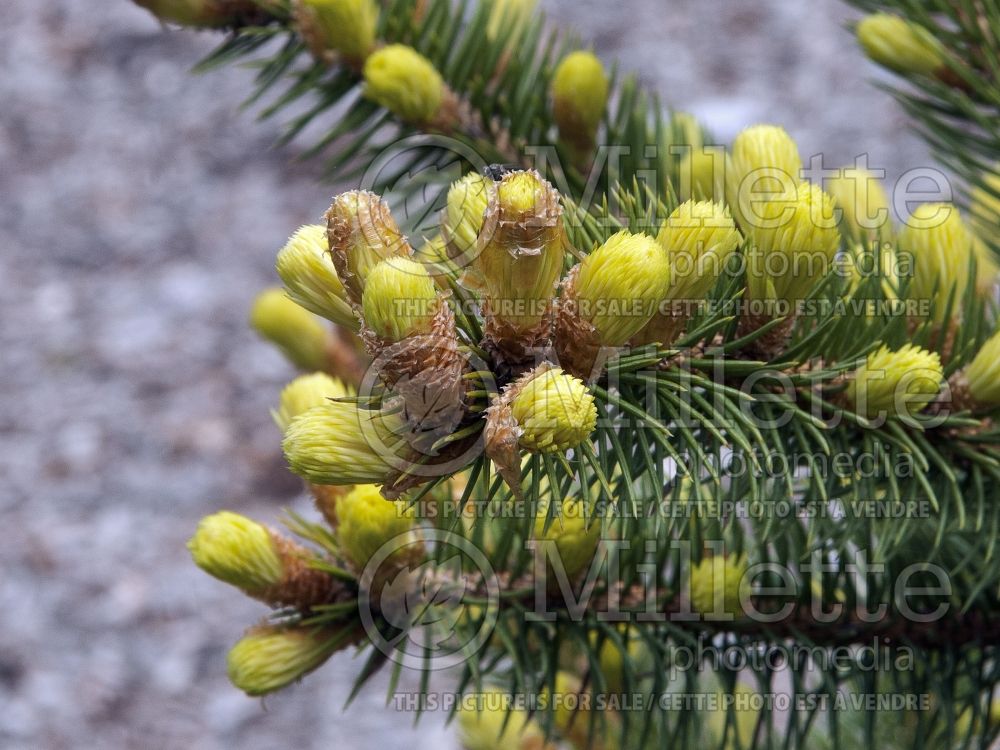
xmin=261 ymin=533 xmax=346 ymax=609
xmin=360 ymin=297 xmax=468 ymax=432
xmin=552 ymin=266 xmax=605 ymax=380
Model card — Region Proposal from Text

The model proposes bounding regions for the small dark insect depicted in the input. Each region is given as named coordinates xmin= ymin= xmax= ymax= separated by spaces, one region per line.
xmin=483 ymin=163 xmax=517 ymax=181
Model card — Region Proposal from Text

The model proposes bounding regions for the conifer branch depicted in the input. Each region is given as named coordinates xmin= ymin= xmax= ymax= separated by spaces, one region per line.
xmin=131 ymin=0 xmax=1000 ymax=747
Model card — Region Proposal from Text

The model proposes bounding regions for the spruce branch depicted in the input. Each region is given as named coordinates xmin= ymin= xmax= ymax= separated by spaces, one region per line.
xmin=130 ymin=0 xmax=1000 ymax=747
xmin=185 ymin=0 xmax=701 ymax=216
xmin=848 ymin=0 xmax=1000 ymax=257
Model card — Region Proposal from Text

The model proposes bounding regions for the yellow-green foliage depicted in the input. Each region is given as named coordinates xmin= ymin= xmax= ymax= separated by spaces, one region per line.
xmin=188 ymin=512 xmax=283 ymax=593
xmin=512 ymin=367 xmax=597 ymax=453
xmin=361 ymin=257 xmax=440 ymax=341
xmin=574 ymin=230 xmax=672 ymax=345
xmin=363 ymin=44 xmax=445 ymax=123
xmin=846 ymin=344 xmax=943 ymax=419
xmin=250 ymin=288 xmax=329 ymax=371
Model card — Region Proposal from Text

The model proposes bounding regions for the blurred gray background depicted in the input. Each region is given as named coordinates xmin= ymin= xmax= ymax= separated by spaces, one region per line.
xmin=0 ymin=1 xmax=928 ymax=748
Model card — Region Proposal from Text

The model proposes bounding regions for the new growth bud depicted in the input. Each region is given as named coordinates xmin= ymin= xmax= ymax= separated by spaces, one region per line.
xmin=974 ymin=241 xmax=1000 ymax=298
xmin=361 ymin=257 xmax=440 ymax=342
xmin=726 ymin=124 xmax=803 ymax=232
xmin=846 ymin=344 xmax=943 ymax=420
xmin=294 ymin=0 xmax=378 ymax=66
xmin=250 ymin=288 xmax=330 ymax=371
xmin=326 ymin=190 xmax=410 ymax=304
xmin=363 ymin=45 xmax=446 ymax=125
xmin=743 ymin=182 xmax=842 ymax=306
xmin=483 ymin=364 xmax=594 ymax=497
xmin=826 ymin=167 xmax=892 ymax=242
xmin=736 ymin=182 xmax=840 ymax=356
xmin=189 ymin=512 xmax=283 ymax=593
xmin=273 ymin=372 xmax=352 ymax=432
xmin=659 ymin=200 xmax=742 ymax=301
xmin=689 ymin=554 xmax=749 ymax=618
xmin=677 ymin=146 xmax=725 ymax=203
xmin=970 ymin=170 xmax=1000 ymax=242
xmin=532 ymin=497 xmax=601 ymax=581
xmin=898 ymin=203 xmax=976 ymax=324
xmin=477 ymin=170 xmax=565 ymax=357
xmin=964 ymin=330 xmax=1000 ymax=408
xmin=552 ymin=230 xmax=671 ymax=377
xmin=357 ymin=241 xmax=466 ymax=436
xmin=510 ymin=366 xmax=597 ymax=453
xmin=595 ymin=626 xmax=645 ymax=695
xmin=443 ymin=171 xmax=490 ymax=277
xmin=276 ymin=224 xmax=358 ymax=329
xmin=572 ymin=230 xmax=672 ymax=346
xmin=857 ymin=13 xmax=945 ymax=77
xmin=228 ymin=625 xmax=350 ymax=696
xmin=551 ymin=51 xmax=609 ymax=154
xmin=968 ymin=170 xmax=1000 ymax=294
xmin=189 ymin=511 xmax=337 ymax=607
xmin=335 ymin=483 xmax=421 ymax=575
xmin=635 ymin=200 xmax=742 ymax=345
xmin=282 ymin=400 xmax=406 ymax=485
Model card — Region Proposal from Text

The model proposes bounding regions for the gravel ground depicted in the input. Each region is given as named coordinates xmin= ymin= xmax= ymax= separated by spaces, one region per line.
xmin=0 ymin=1 xmax=930 ymax=748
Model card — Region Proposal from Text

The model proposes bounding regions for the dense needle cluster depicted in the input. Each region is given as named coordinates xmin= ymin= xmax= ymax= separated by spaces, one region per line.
xmin=224 ymin=148 xmax=1000 ymax=709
